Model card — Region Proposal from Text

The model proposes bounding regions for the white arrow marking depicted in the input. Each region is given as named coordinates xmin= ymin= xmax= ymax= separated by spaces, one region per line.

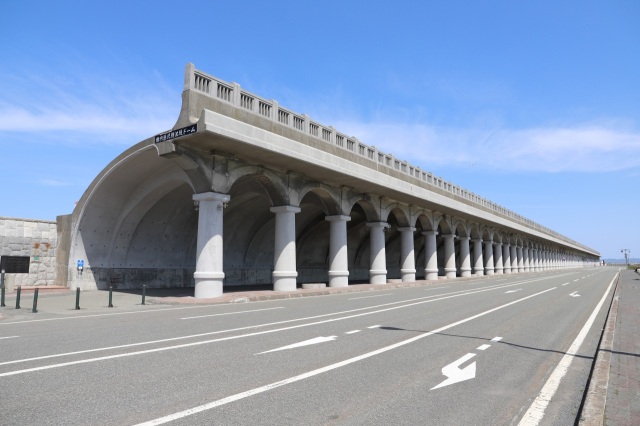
xmin=431 ymin=353 xmax=476 ymax=390
xmin=257 ymin=336 xmax=337 ymax=354
xmin=505 ymin=289 xmax=522 ymax=294
xmin=570 ymin=291 xmax=581 ymax=298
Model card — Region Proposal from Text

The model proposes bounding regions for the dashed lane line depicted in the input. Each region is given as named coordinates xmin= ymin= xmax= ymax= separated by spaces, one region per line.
xmin=133 ymin=289 xmax=556 ymax=425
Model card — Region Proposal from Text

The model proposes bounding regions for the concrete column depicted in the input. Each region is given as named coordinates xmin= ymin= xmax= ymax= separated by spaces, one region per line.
xmin=367 ymin=222 xmax=389 ymax=284
xmin=472 ymin=238 xmax=484 ymax=276
xmin=523 ymin=247 xmax=530 ymax=272
xmin=193 ymin=192 xmax=230 ymax=298
xmin=517 ymin=246 xmax=524 ymax=272
xmin=443 ymin=234 xmax=457 ymax=278
xmin=484 ymin=240 xmax=494 ymax=276
xmin=503 ymin=243 xmax=511 ymax=274
xmin=494 ymin=242 xmax=504 ymax=275
xmin=325 ymin=215 xmax=351 ymax=287
xmin=532 ymin=249 xmax=538 ymax=271
xmin=423 ymin=231 xmax=439 ymax=280
xmin=398 ymin=227 xmax=417 ymax=282
xmin=459 ymin=236 xmax=472 ymax=277
xmin=510 ymin=245 xmax=518 ymax=273
xmin=271 ymin=205 xmax=301 ymax=291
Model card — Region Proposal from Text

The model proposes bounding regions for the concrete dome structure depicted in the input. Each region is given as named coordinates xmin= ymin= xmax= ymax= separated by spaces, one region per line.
xmin=61 ymin=64 xmax=600 ymax=297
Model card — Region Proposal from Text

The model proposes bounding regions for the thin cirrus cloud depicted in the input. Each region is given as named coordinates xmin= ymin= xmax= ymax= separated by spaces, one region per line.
xmin=0 ymin=71 xmax=179 ymax=145
xmin=332 ymin=120 xmax=640 ymax=174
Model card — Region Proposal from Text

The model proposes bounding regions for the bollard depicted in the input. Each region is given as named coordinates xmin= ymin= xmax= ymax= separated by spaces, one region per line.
xmin=108 ymin=286 xmax=113 ymax=308
xmin=15 ymin=286 xmax=22 ymax=309
xmin=141 ymin=285 xmax=146 ymax=305
xmin=0 ymin=269 xmax=5 ymax=307
xmin=32 ymin=288 xmax=39 ymax=313
xmin=75 ymin=287 xmax=81 ymax=310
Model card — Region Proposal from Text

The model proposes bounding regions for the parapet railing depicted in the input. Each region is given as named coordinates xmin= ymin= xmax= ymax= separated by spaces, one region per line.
xmin=185 ymin=64 xmax=595 ymax=254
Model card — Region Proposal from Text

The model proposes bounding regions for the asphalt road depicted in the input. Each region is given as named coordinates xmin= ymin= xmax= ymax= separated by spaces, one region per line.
xmin=0 ymin=268 xmax=618 ymax=425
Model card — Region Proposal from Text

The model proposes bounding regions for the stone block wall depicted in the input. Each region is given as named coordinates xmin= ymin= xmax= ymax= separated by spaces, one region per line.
xmin=0 ymin=217 xmax=58 ymax=287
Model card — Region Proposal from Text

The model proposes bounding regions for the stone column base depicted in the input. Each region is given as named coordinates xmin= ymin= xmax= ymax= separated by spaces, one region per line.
xmin=369 ymin=270 xmax=387 ymax=285
xmin=328 ymin=270 xmax=349 ymax=288
xmin=273 ymin=271 xmax=297 ymax=291
xmin=401 ymin=269 xmax=416 ymax=282
xmin=194 ymin=271 xmax=224 ymax=298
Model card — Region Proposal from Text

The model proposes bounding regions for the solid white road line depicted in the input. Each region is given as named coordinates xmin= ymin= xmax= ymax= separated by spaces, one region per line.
xmin=348 ymin=294 xmax=392 ymax=300
xmin=180 ymin=306 xmax=284 ymax=320
xmin=0 ymin=336 xmax=19 ymax=340
xmin=0 ymin=279 xmax=551 ymax=368
xmin=0 ymin=281 xmax=556 ymax=376
xmin=134 ymin=287 xmax=557 ymax=425
xmin=0 ymin=304 xmax=252 ymax=326
xmin=517 ymin=273 xmax=617 ymax=426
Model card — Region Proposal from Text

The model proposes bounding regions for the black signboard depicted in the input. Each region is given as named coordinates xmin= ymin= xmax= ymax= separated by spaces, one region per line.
xmin=154 ymin=124 xmax=197 ymax=143
xmin=0 ymin=256 xmax=30 ymax=274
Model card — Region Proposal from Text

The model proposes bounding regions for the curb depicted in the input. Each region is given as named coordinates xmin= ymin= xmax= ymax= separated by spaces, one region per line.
xmin=578 ymin=273 xmax=620 ymax=425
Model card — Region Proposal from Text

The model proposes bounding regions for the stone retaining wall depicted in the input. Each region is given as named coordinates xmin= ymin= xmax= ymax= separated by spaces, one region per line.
xmin=0 ymin=216 xmax=58 ymax=287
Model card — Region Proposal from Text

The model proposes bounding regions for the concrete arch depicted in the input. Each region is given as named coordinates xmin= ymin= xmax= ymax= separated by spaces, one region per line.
xmin=345 ymin=195 xmax=381 ymax=222
xmin=381 ymin=201 xmax=410 ymax=227
xmin=295 ymin=184 xmax=341 ymax=216
xmin=69 ymin=141 xmax=202 ymax=290
xmin=224 ymin=165 xmax=289 ymax=207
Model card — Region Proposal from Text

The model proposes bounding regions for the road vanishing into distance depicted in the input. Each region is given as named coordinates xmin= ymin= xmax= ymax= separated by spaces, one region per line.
xmin=0 ymin=268 xmax=618 ymax=425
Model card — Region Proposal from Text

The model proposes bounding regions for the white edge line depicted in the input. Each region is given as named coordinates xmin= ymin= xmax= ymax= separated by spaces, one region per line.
xmin=0 ymin=281 xmax=556 ymax=375
xmin=0 ymin=278 xmax=550 ymax=368
xmin=180 ymin=306 xmax=284 ymax=320
xmin=0 ymin=336 xmax=19 ymax=340
xmin=134 ymin=287 xmax=557 ymax=425
xmin=348 ymin=294 xmax=392 ymax=300
xmin=517 ymin=273 xmax=617 ymax=426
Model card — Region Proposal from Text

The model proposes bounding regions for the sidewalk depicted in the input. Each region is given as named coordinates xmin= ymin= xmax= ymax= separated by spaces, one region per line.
xmin=581 ymin=269 xmax=640 ymax=425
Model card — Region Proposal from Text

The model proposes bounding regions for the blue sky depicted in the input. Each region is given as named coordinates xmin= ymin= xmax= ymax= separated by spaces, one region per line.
xmin=1 ymin=1 xmax=638 ymax=260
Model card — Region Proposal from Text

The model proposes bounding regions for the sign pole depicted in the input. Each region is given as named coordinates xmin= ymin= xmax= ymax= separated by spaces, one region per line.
xmin=0 ymin=269 xmax=5 ymax=307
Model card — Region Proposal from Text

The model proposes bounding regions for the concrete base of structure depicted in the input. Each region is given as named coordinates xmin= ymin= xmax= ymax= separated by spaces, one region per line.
xmin=194 ymin=272 xmax=224 ymax=298
xmin=460 ymin=269 xmax=471 ymax=277
xmin=273 ymin=271 xmax=297 ymax=291
xmin=495 ymin=269 xmax=504 ymax=275
xmin=475 ymin=270 xmax=484 ymax=277
xmin=445 ymin=269 xmax=457 ymax=279
xmin=401 ymin=269 xmax=416 ymax=282
xmin=485 ymin=270 xmax=495 ymax=276
xmin=370 ymin=270 xmax=387 ymax=285
xmin=302 ymin=283 xmax=326 ymax=289
xmin=328 ymin=271 xmax=349 ymax=287
xmin=425 ymin=269 xmax=438 ymax=280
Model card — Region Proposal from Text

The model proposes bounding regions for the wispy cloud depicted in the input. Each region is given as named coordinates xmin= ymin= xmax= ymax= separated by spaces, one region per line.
xmin=0 ymin=67 xmax=178 ymax=145
xmin=330 ymin=120 xmax=640 ymax=173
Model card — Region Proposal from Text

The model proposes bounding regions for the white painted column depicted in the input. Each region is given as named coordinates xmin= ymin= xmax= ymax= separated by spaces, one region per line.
xmin=271 ymin=205 xmax=301 ymax=291
xmin=472 ymin=238 xmax=484 ymax=276
xmin=423 ymin=231 xmax=439 ymax=280
xmin=494 ymin=242 xmax=504 ymax=275
xmin=511 ymin=245 xmax=518 ymax=273
xmin=325 ymin=215 xmax=351 ymax=287
xmin=517 ymin=246 xmax=524 ymax=272
xmin=532 ymin=248 xmax=538 ymax=271
xmin=443 ymin=234 xmax=457 ymax=278
xmin=367 ymin=222 xmax=389 ymax=284
xmin=503 ymin=243 xmax=511 ymax=274
xmin=459 ymin=236 xmax=472 ymax=277
xmin=484 ymin=240 xmax=495 ymax=276
xmin=398 ymin=227 xmax=416 ymax=282
xmin=193 ymin=192 xmax=230 ymax=299
xmin=523 ymin=247 xmax=530 ymax=272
